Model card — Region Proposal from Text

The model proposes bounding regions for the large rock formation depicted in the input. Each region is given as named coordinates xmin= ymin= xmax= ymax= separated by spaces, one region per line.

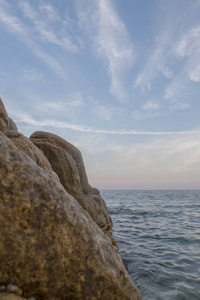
xmin=30 ymin=132 xmax=113 ymax=235
xmin=0 ymin=98 xmax=143 ymax=300
xmin=0 ymin=132 xmax=142 ymax=300
xmin=30 ymin=131 xmax=92 ymax=194
xmin=4 ymin=130 xmax=59 ymax=183
xmin=0 ymin=98 xmax=18 ymax=132
xmin=0 ymin=98 xmax=9 ymax=132
xmin=8 ymin=117 xmax=18 ymax=131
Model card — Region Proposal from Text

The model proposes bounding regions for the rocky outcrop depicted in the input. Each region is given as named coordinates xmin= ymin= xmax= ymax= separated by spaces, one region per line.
xmin=0 ymin=132 xmax=143 ymax=300
xmin=0 ymin=294 xmax=26 ymax=300
xmin=30 ymin=131 xmax=91 ymax=194
xmin=8 ymin=117 xmax=18 ymax=131
xmin=0 ymin=98 xmax=9 ymax=132
xmin=4 ymin=130 xmax=59 ymax=183
xmin=30 ymin=131 xmax=113 ymax=235
xmin=0 ymin=98 xmax=143 ymax=299
xmin=0 ymin=283 xmax=35 ymax=299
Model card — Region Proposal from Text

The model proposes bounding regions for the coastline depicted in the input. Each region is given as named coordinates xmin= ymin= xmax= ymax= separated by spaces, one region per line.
xmin=0 ymin=98 xmax=143 ymax=300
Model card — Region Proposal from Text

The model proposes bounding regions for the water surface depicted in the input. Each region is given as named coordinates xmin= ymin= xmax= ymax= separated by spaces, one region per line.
xmin=101 ymin=190 xmax=200 ymax=300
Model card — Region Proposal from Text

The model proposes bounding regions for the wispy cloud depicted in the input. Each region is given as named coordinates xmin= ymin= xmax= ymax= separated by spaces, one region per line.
xmin=0 ymin=0 xmax=77 ymax=79
xmin=120 ymin=130 xmax=200 ymax=174
xmin=133 ymin=1 xmax=200 ymax=115
xmin=90 ymin=98 xmax=126 ymax=121
xmin=38 ymin=97 xmax=83 ymax=113
xmin=15 ymin=115 xmax=186 ymax=135
xmin=76 ymin=0 xmax=135 ymax=102
xmin=18 ymin=0 xmax=78 ymax=53
xmin=133 ymin=34 xmax=172 ymax=91
xmin=81 ymin=129 xmax=200 ymax=189
xmin=175 ymin=25 xmax=200 ymax=83
xmin=142 ymin=101 xmax=160 ymax=111
xmin=22 ymin=68 xmax=43 ymax=81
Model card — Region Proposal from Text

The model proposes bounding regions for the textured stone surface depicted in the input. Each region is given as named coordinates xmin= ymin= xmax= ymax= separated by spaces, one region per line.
xmin=30 ymin=131 xmax=112 ymax=232
xmin=4 ymin=130 xmax=59 ymax=183
xmin=30 ymin=131 xmax=91 ymax=194
xmin=0 ymin=98 xmax=9 ymax=132
xmin=28 ymin=141 xmax=85 ymax=205
xmin=0 ymin=294 xmax=26 ymax=300
xmin=8 ymin=117 xmax=18 ymax=131
xmin=7 ymin=284 xmax=22 ymax=296
xmin=0 ymin=132 xmax=143 ymax=300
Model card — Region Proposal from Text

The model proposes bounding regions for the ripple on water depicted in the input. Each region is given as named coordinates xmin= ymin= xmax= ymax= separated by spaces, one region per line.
xmin=101 ymin=190 xmax=200 ymax=300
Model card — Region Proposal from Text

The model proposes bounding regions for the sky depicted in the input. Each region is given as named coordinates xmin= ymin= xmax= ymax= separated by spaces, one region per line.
xmin=0 ymin=0 xmax=200 ymax=190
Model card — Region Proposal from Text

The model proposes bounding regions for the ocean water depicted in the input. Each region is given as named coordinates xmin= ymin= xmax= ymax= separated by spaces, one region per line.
xmin=101 ymin=190 xmax=200 ymax=300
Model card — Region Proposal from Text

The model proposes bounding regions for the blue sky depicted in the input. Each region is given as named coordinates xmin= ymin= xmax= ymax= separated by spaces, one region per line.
xmin=0 ymin=0 xmax=200 ymax=189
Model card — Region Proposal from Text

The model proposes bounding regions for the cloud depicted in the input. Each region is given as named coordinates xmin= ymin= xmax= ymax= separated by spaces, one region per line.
xmin=39 ymin=3 xmax=61 ymax=23
xmin=80 ymin=129 xmax=200 ymax=189
xmin=175 ymin=25 xmax=200 ymax=83
xmin=38 ymin=97 xmax=83 ymax=113
xmin=121 ymin=130 xmax=200 ymax=174
xmin=133 ymin=34 xmax=173 ymax=91
xmin=15 ymin=115 xmax=184 ymax=135
xmin=90 ymin=98 xmax=126 ymax=121
xmin=76 ymin=0 xmax=134 ymax=102
xmin=0 ymin=0 xmax=74 ymax=79
xmin=22 ymin=68 xmax=43 ymax=81
xmin=142 ymin=101 xmax=160 ymax=111
xmin=133 ymin=9 xmax=200 ymax=113
xmin=18 ymin=0 xmax=78 ymax=53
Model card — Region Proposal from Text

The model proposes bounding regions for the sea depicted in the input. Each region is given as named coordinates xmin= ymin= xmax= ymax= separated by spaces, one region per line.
xmin=101 ymin=190 xmax=200 ymax=300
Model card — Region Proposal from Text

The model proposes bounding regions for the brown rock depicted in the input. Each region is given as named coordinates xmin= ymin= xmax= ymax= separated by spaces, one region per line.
xmin=8 ymin=117 xmax=18 ymax=131
xmin=28 ymin=141 xmax=84 ymax=203
xmin=0 ymin=98 xmax=9 ymax=132
xmin=0 ymin=132 xmax=143 ymax=300
xmin=7 ymin=284 xmax=22 ymax=296
xmin=30 ymin=132 xmax=112 ymax=230
xmin=0 ymin=294 xmax=26 ymax=300
xmin=30 ymin=131 xmax=91 ymax=194
xmin=91 ymin=187 xmax=100 ymax=195
xmin=4 ymin=130 xmax=59 ymax=183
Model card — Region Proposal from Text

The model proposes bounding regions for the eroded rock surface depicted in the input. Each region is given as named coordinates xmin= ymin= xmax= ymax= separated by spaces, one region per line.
xmin=8 ymin=117 xmax=18 ymax=131
xmin=30 ymin=131 xmax=113 ymax=232
xmin=0 ymin=98 xmax=9 ymax=132
xmin=30 ymin=131 xmax=91 ymax=194
xmin=4 ymin=130 xmax=59 ymax=183
xmin=0 ymin=132 xmax=143 ymax=300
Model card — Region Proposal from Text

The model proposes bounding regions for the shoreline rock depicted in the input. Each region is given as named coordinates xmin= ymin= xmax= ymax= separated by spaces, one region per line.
xmin=0 ymin=98 xmax=143 ymax=300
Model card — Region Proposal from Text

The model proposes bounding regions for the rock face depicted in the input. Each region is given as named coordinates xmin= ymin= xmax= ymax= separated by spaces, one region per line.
xmin=0 ymin=98 xmax=9 ymax=132
xmin=0 ymin=294 xmax=26 ymax=300
xmin=4 ymin=130 xmax=59 ymax=183
xmin=0 ymin=132 xmax=143 ymax=300
xmin=30 ymin=131 xmax=113 ymax=234
xmin=0 ymin=98 xmax=143 ymax=299
xmin=30 ymin=131 xmax=91 ymax=194
xmin=8 ymin=117 xmax=18 ymax=131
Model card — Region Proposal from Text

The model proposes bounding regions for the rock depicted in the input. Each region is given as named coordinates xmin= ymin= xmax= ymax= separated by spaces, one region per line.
xmin=8 ymin=118 xmax=18 ymax=131
xmin=0 ymin=286 xmax=6 ymax=293
xmin=112 ymin=237 xmax=120 ymax=252
xmin=0 ymin=98 xmax=9 ymax=132
xmin=27 ymin=141 xmax=84 ymax=203
xmin=29 ymin=131 xmax=113 ymax=232
xmin=30 ymin=131 xmax=91 ymax=194
xmin=0 ymin=132 xmax=143 ymax=300
xmin=91 ymin=187 xmax=100 ymax=195
xmin=4 ymin=130 xmax=59 ymax=183
xmin=0 ymin=294 xmax=26 ymax=300
xmin=7 ymin=284 xmax=22 ymax=296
